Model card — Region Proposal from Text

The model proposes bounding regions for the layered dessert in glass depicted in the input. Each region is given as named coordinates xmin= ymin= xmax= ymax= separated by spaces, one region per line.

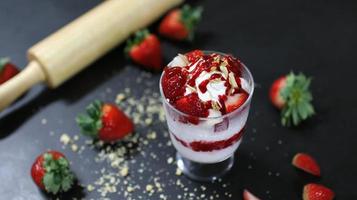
xmin=160 ymin=50 xmax=254 ymax=181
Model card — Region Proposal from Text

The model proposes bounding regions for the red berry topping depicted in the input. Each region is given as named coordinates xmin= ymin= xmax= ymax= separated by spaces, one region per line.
xmin=171 ymin=127 xmax=245 ymax=152
xmin=185 ymin=50 xmax=204 ymax=63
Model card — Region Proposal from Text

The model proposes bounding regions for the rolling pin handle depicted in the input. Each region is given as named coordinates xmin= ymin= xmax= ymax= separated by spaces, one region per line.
xmin=0 ymin=61 xmax=45 ymax=112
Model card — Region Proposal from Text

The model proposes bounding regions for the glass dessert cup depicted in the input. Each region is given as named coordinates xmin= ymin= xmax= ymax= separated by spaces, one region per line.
xmin=160 ymin=51 xmax=254 ymax=182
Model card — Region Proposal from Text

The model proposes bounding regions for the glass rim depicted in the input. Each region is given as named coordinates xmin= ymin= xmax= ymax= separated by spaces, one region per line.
xmin=159 ymin=50 xmax=255 ymax=120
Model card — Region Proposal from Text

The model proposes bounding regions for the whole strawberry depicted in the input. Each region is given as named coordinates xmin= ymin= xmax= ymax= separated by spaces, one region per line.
xmin=269 ymin=72 xmax=315 ymax=126
xmin=303 ymin=183 xmax=335 ymax=200
xmin=159 ymin=5 xmax=203 ymax=41
xmin=125 ymin=29 xmax=162 ymax=70
xmin=31 ymin=151 xmax=74 ymax=194
xmin=0 ymin=57 xmax=19 ymax=85
xmin=76 ymin=100 xmax=134 ymax=142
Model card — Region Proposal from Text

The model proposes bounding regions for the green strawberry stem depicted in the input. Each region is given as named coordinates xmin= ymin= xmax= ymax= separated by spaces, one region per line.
xmin=180 ymin=4 xmax=203 ymax=41
xmin=0 ymin=57 xmax=10 ymax=72
xmin=76 ymin=100 xmax=103 ymax=138
xmin=43 ymin=153 xmax=74 ymax=194
xmin=124 ymin=29 xmax=150 ymax=55
xmin=280 ymin=72 xmax=315 ymax=126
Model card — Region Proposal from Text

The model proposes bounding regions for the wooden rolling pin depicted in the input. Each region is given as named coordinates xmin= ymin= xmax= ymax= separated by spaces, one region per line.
xmin=0 ymin=0 xmax=182 ymax=111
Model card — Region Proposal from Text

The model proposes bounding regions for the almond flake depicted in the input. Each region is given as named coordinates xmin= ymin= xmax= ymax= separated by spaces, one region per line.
xmin=228 ymin=72 xmax=238 ymax=88
xmin=186 ymin=85 xmax=196 ymax=92
xmin=178 ymin=54 xmax=189 ymax=65
xmin=219 ymin=65 xmax=229 ymax=78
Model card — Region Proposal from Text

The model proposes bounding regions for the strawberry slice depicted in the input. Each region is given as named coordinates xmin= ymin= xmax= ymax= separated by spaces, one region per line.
xmin=269 ymin=72 xmax=315 ymax=127
xmin=76 ymin=100 xmax=134 ymax=142
xmin=159 ymin=4 xmax=203 ymax=41
xmin=225 ymin=92 xmax=249 ymax=113
xmin=0 ymin=57 xmax=19 ymax=85
xmin=303 ymin=183 xmax=335 ymax=200
xmin=292 ymin=153 xmax=321 ymax=176
xmin=125 ymin=29 xmax=162 ymax=70
xmin=243 ymin=189 xmax=261 ymax=200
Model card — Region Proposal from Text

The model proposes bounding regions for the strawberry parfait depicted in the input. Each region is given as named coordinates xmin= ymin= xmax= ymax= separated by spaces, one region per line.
xmin=160 ymin=50 xmax=254 ymax=180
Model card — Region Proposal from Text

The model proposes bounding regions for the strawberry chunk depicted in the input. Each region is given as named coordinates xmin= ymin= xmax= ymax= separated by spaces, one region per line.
xmin=303 ymin=183 xmax=335 ymax=200
xmin=292 ymin=153 xmax=321 ymax=176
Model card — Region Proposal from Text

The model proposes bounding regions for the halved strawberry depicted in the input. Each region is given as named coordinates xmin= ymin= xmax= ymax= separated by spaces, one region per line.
xmin=76 ymin=100 xmax=134 ymax=142
xmin=159 ymin=5 xmax=203 ymax=41
xmin=225 ymin=92 xmax=249 ymax=113
xmin=31 ymin=150 xmax=74 ymax=194
xmin=125 ymin=29 xmax=162 ymax=70
xmin=161 ymin=66 xmax=188 ymax=103
xmin=175 ymin=93 xmax=208 ymax=124
xmin=175 ymin=93 xmax=208 ymax=118
xmin=303 ymin=183 xmax=335 ymax=200
xmin=243 ymin=189 xmax=261 ymax=200
xmin=292 ymin=153 xmax=321 ymax=176
xmin=269 ymin=72 xmax=315 ymax=126
xmin=0 ymin=57 xmax=19 ymax=85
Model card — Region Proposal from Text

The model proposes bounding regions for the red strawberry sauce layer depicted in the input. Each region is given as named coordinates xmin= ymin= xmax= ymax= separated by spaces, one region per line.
xmin=161 ymin=50 xmax=248 ymax=119
xmin=171 ymin=126 xmax=245 ymax=152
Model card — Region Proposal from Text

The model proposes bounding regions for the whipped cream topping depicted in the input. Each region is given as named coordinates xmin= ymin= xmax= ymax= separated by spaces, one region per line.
xmin=194 ymin=71 xmax=227 ymax=102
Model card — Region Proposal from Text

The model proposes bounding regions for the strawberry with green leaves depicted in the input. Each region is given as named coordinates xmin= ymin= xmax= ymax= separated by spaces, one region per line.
xmin=31 ymin=151 xmax=74 ymax=194
xmin=159 ymin=5 xmax=203 ymax=41
xmin=0 ymin=57 xmax=19 ymax=85
xmin=125 ymin=29 xmax=162 ymax=70
xmin=76 ymin=100 xmax=134 ymax=142
xmin=269 ymin=72 xmax=315 ymax=126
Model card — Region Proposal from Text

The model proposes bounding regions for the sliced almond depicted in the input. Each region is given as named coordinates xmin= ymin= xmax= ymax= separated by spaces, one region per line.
xmin=228 ymin=72 xmax=238 ymax=88
xmin=178 ymin=54 xmax=189 ymax=65
xmin=219 ymin=65 xmax=229 ymax=78
xmin=186 ymin=85 xmax=196 ymax=92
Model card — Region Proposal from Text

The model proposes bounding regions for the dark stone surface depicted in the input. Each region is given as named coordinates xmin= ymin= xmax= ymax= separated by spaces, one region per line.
xmin=1 ymin=0 xmax=357 ymax=199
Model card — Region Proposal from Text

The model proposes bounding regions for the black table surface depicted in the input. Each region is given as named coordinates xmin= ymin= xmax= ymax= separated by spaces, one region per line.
xmin=1 ymin=0 xmax=357 ymax=199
